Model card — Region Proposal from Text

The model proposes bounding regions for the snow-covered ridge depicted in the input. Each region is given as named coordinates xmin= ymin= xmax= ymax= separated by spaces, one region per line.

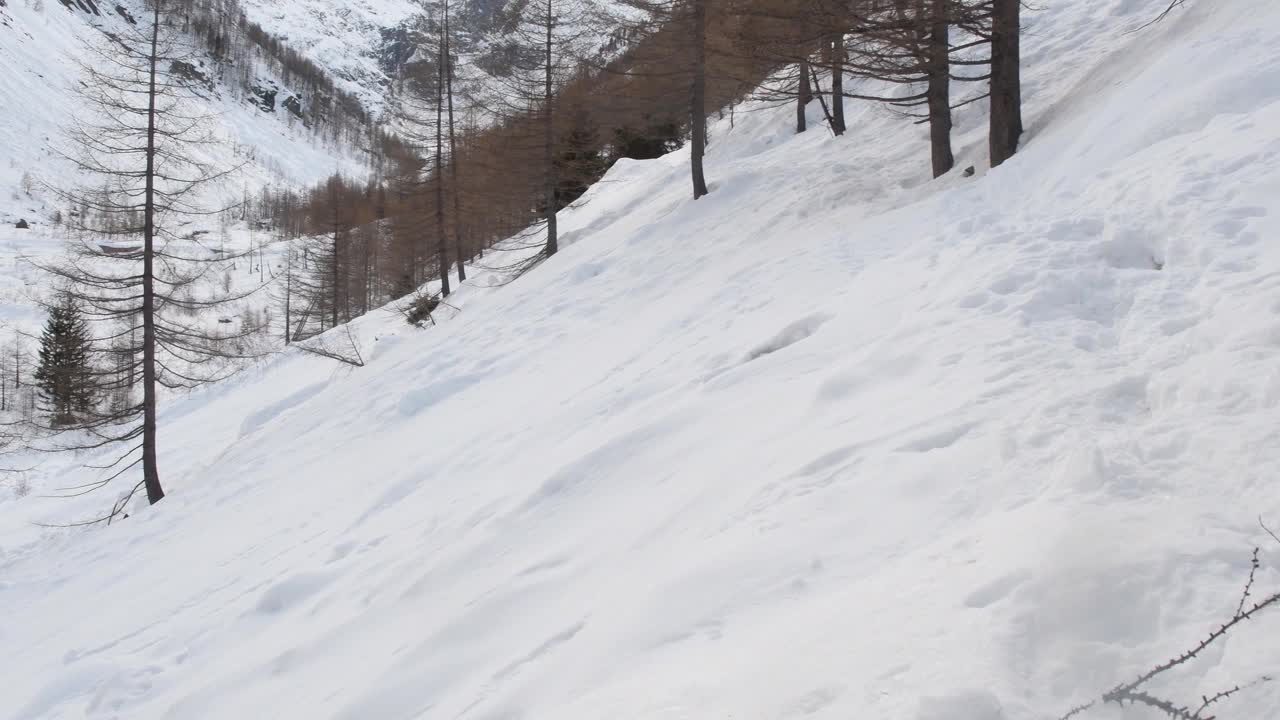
xmin=3 ymin=0 xmax=1280 ymax=718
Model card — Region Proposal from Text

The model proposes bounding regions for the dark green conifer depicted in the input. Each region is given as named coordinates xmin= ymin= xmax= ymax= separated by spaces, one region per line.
xmin=34 ymin=294 xmax=96 ymax=426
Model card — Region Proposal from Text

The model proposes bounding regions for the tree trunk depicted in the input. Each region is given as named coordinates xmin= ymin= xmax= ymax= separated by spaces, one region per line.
xmin=284 ymin=246 xmax=292 ymax=345
xmin=830 ymin=30 xmax=846 ymax=136
xmin=926 ymin=0 xmax=954 ymax=177
xmin=445 ymin=0 xmax=466 ymax=281
xmin=690 ymin=0 xmax=710 ymax=200
xmin=543 ymin=0 xmax=559 ymax=256
xmin=989 ymin=0 xmax=1022 ymax=167
xmin=363 ymin=232 xmax=372 ymax=312
xmin=435 ymin=28 xmax=452 ymax=297
xmin=797 ymin=57 xmax=811 ymax=133
xmin=141 ymin=0 xmax=164 ymax=505
xmin=332 ymin=225 xmax=341 ymax=327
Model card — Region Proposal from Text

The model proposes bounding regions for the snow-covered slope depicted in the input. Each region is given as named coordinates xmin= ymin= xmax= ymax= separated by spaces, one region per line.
xmin=0 ymin=0 xmax=369 ymax=224
xmin=236 ymin=0 xmax=421 ymax=115
xmin=0 ymin=0 xmax=376 ymax=350
xmin=235 ymin=0 xmax=630 ymax=124
xmin=5 ymin=0 xmax=1280 ymax=718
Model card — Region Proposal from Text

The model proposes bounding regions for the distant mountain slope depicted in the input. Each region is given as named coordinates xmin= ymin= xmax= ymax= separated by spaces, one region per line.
xmin=235 ymin=0 xmax=422 ymax=116
xmin=0 ymin=0 xmax=374 ymax=223
xmin=235 ymin=0 xmax=631 ymax=123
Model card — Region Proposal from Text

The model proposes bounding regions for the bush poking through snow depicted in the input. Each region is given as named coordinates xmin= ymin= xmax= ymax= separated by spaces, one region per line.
xmin=12 ymin=473 xmax=30 ymax=499
xmin=1060 ymin=548 xmax=1279 ymax=720
xmin=402 ymin=292 xmax=442 ymax=328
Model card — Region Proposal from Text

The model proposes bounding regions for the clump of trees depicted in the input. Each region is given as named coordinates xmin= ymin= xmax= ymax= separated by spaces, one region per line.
xmin=28 ymin=0 xmax=1036 ymax=515
xmin=48 ymin=0 xmax=1034 ymax=355
xmin=338 ymin=2 xmax=1015 ymax=249
xmin=19 ymin=0 xmax=1208 ymax=529
xmin=38 ymin=0 xmax=266 ymax=516
xmin=182 ymin=0 xmax=379 ymax=146
xmin=726 ymin=0 xmax=1023 ymax=176
xmin=134 ymin=0 xmax=1036 ymax=358
xmin=244 ymin=0 xmax=1029 ymax=337
xmin=0 ymin=334 xmax=37 ymax=419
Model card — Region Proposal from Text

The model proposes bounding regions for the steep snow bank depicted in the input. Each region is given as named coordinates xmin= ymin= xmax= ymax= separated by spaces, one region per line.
xmin=4 ymin=0 xmax=1280 ymax=718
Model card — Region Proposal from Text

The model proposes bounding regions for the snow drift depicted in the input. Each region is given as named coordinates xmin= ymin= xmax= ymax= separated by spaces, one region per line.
xmin=4 ymin=0 xmax=1280 ymax=718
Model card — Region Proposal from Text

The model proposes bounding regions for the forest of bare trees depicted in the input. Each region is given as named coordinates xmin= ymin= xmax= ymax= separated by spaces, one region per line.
xmin=33 ymin=0 xmax=264 ymax=516
xmin=22 ymin=0 xmax=1032 ymax=514
xmin=262 ymin=0 xmax=1026 ymax=318
xmin=182 ymin=0 xmax=387 ymax=147
xmin=42 ymin=0 xmax=1031 ymax=405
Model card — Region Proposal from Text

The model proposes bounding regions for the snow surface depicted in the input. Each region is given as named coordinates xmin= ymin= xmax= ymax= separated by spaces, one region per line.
xmin=5 ymin=0 xmax=1280 ymax=718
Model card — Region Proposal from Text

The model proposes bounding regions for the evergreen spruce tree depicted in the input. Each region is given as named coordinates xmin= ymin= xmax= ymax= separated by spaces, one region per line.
xmin=34 ymin=295 xmax=95 ymax=426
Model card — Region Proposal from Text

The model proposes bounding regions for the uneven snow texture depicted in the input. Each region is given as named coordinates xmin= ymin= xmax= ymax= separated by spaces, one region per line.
xmin=5 ymin=0 xmax=1280 ymax=718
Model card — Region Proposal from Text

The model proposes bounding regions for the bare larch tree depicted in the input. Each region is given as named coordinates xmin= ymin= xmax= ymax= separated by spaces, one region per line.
xmin=42 ymin=0 xmax=256 ymax=513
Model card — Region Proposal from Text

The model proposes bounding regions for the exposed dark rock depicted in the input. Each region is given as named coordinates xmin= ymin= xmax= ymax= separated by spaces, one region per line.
xmin=282 ymin=94 xmax=304 ymax=120
xmin=378 ymin=24 xmax=418 ymax=77
xmin=114 ymin=4 xmax=134 ymax=23
xmin=58 ymin=0 xmax=100 ymax=15
xmin=474 ymin=41 xmax=522 ymax=79
xmin=962 ymin=166 xmax=976 ymax=177
xmin=15 ymin=219 xmax=30 ymax=229
xmin=251 ymin=84 xmax=278 ymax=113
xmin=170 ymin=60 xmax=213 ymax=90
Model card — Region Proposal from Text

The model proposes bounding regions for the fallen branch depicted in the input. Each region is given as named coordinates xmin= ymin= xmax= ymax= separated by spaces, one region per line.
xmin=1260 ymin=516 xmax=1280 ymax=547
xmin=1130 ymin=0 xmax=1188 ymax=33
xmin=296 ymin=324 xmax=364 ymax=367
xmin=1062 ymin=548 xmax=1280 ymax=719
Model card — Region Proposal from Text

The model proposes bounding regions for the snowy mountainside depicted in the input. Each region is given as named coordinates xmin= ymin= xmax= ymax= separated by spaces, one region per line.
xmin=0 ymin=0 xmax=377 ymax=347
xmin=237 ymin=0 xmax=631 ymax=124
xmin=5 ymin=0 xmax=1280 ymax=719
xmin=0 ymin=0 xmax=371 ymax=225
xmin=235 ymin=0 xmax=422 ymax=115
